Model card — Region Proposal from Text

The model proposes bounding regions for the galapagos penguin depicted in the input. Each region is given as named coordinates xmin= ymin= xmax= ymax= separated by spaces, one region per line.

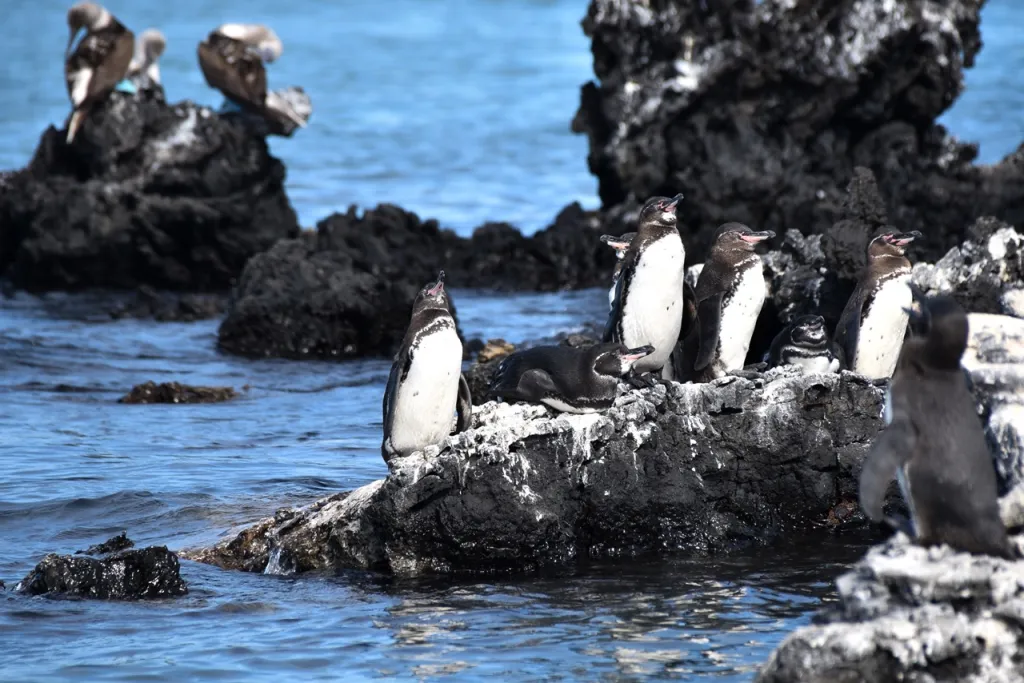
xmin=602 ymin=195 xmax=686 ymax=383
xmin=859 ymin=291 xmax=1014 ymax=559
xmin=679 ymin=223 xmax=774 ymax=382
xmin=599 ymin=232 xmax=636 ymax=309
xmin=64 ymin=2 xmax=135 ymax=144
xmin=381 ymin=271 xmax=472 ymax=463
xmin=488 ymin=342 xmax=655 ymax=414
xmin=767 ymin=315 xmax=840 ymax=374
xmin=835 ymin=230 xmax=921 ymax=380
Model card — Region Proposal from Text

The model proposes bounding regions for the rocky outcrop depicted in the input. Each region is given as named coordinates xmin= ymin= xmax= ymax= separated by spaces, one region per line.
xmin=0 ymin=88 xmax=299 ymax=293
xmin=574 ymin=0 xmax=1024 ymax=263
xmin=756 ymin=533 xmax=1024 ymax=683
xmin=118 ymin=381 xmax=239 ymax=404
xmin=185 ymin=368 xmax=886 ymax=575
xmin=18 ymin=535 xmax=188 ymax=600
xmin=216 ymin=203 xmax=615 ymax=359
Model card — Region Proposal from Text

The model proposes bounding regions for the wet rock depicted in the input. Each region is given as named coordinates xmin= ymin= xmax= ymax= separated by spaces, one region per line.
xmin=185 ymin=369 xmax=887 ymax=575
xmin=119 ymin=381 xmax=238 ymax=404
xmin=77 ymin=532 xmax=135 ymax=556
xmin=756 ymin=533 xmax=1024 ymax=683
xmin=18 ymin=545 xmax=188 ymax=600
xmin=0 ymin=89 xmax=299 ymax=293
xmin=574 ymin=0 xmax=1024 ymax=263
xmin=108 ymin=287 xmax=226 ymax=322
xmin=217 ymin=203 xmax=613 ymax=359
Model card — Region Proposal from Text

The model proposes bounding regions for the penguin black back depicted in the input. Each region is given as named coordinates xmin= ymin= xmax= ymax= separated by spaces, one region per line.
xmin=859 ymin=292 xmax=1014 ymax=558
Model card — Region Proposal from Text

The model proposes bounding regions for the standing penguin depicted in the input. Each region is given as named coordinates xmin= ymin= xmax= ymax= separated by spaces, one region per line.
xmin=381 ymin=271 xmax=472 ymax=463
xmin=767 ymin=315 xmax=840 ymax=374
xmin=835 ymin=230 xmax=921 ymax=380
xmin=679 ymin=223 xmax=775 ymax=381
xmin=602 ymin=194 xmax=686 ymax=382
xmin=64 ymin=2 xmax=135 ymax=144
xmin=488 ymin=342 xmax=655 ymax=414
xmin=859 ymin=292 xmax=1014 ymax=558
xmin=600 ymin=232 xmax=635 ymax=308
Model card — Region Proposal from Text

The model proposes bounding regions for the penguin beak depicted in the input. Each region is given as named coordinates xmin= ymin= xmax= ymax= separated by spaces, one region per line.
xmin=888 ymin=230 xmax=922 ymax=247
xmin=427 ymin=270 xmax=445 ymax=296
xmin=620 ymin=345 xmax=655 ymax=363
xmin=665 ymin=193 xmax=684 ymax=211
xmin=739 ymin=230 xmax=776 ymax=244
xmin=600 ymin=234 xmax=632 ymax=255
xmin=66 ymin=27 xmax=81 ymax=59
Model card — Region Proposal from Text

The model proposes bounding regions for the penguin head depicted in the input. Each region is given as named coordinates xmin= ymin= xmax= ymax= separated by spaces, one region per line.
xmin=906 ymin=287 xmax=968 ymax=370
xmin=868 ymin=230 xmax=921 ymax=259
xmin=593 ymin=344 xmax=655 ymax=377
xmin=711 ymin=223 xmax=776 ymax=253
xmin=412 ymin=270 xmax=451 ymax=313
xmin=789 ymin=315 xmax=827 ymax=345
xmin=638 ymin=195 xmax=684 ymax=228
xmin=66 ymin=2 xmax=110 ymax=56
xmin=600 ymin=233 xmax=635 ymax=260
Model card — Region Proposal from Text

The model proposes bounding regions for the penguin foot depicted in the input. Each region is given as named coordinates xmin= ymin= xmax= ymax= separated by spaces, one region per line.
xmin=627 ymin=372 xmax=659 ymax=389
xmin=871 ymin=377 xmax=891 ymax=388
xmin=883 ymin=513 xmax=915 ymax=538
xmin=732 ymin=367 xmax=765 ymax=381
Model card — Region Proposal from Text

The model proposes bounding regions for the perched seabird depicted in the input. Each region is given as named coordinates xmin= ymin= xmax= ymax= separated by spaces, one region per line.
xmin=123 ymin=28 xmax=166 ymax=91
xmin=197 ymin=23 xmax=309 ymax=134
xmin=64 ymin=2 xmax=135 ymax=144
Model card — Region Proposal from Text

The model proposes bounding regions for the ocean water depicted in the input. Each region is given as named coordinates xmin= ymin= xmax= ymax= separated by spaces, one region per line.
xmin=0 ymin=0 xmax=1021 ymax=680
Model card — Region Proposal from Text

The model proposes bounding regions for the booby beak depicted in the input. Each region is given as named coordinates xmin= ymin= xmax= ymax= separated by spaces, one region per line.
xmin=66 ymin=26 xmax=81 ymax=59
xmin=427 ymin=270 xmax=445 ymax=296
xmin=619 ymin=345 xmax=656 ymax=363
xmin=739 ymin=230 xmax=776 ymax=244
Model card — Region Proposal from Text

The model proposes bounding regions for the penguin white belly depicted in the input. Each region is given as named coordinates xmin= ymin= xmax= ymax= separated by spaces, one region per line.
xmin=620 ymin=234 xmax=685 ymax=373
xmin=389 ymin=328 xmax=463 ymax=455
xmin=541 ymin=397 xmax=599 ymax=414
xmin=854 ymin=278 xmax=911 ymax=380
xmin=716 ymin=266 xmax=766 ymax=372
xmin=792 ymin=355 xmax=835 ymax=375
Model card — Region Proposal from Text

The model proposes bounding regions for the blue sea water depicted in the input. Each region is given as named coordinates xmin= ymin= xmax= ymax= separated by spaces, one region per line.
xmin=0 ymin=0 xmax=1021 ymax=680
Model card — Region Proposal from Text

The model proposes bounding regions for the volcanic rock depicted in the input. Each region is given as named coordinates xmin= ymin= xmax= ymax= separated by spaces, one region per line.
xmin=18 ymin=543 xmax=188 ymax=600
xmin=574 ymin=0 xmax=1024 ymax=263
xmin=0 ymin=88 xmax=299 ymax=292
xmin=118 ymin=381 xmax=239 ymax=404
xmin=756 ymin=533 xmax=1024 ymax=683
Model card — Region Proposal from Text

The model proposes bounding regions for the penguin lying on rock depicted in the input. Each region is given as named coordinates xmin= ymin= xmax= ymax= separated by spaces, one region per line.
xmin=381 ymin=271 xmax=472 ymax=464
xmin=766 ymin=315 xmax=840 ymax=373
xmin=859 ymin=289 xmax=1015 ymax=559
xmin=488 ymin=342 xmax=655 ymax=414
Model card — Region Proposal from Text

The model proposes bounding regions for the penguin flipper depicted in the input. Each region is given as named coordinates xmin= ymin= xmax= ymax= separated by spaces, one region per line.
xmin=694 ymin=293 xmax=725 ymax=372
xmin=517 ymin=369 xmax=560 ymax=405
xmin=455 ymin=373 xmax=473 ymax=434
xmin=859 ymin=418 xmax=916 ymax=525
xmin=381 ymin=354 xmax=404 ymax=457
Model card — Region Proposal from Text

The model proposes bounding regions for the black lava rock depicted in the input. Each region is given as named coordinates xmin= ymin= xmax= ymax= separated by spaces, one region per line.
xmin=119 ymin=381 xmax=239 ymax=404
xmin=0 ymin=88 xmax=299 ymax=292
xmin=18 ymin=545 xmax=188 ymax=600
xmin=217 ymin=203 xmax=615 ymax=360
xmin=574 ymin=0 xmax=1024 ymax=263
xmin=77 ymin=532 xmax=135 ymax=556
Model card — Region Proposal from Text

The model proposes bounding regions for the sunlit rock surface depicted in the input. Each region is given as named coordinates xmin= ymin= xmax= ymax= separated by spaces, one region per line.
xmin=756 ymin=533 xmax=1024 ymax=683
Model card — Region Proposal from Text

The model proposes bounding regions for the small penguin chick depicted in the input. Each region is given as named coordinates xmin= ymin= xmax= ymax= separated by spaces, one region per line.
xmin=767 ymin=314 xmax=840 ymax=374
xmin=858 ymin=291 xmax=1014 ymax=559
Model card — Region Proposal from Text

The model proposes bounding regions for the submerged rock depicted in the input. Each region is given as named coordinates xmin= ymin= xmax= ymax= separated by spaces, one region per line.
xmin=185 ymin=369 xmax=886 ymax=575
xmin=217 ymin=203 xmax=613 ymax=359
xmin=18 ymin=544 xmax=188 ymax=600
xmin=0 ymin=89 xmax=299 ymax=293
xmin=119 ymin=381 xmax=239 ymax=405
xmin=108 ymin=287 xmax=226 ymax=322
xmin=575 ymin=0 xmax=1024 ymax=263
xmin=756 ymin=533 xmax=1024 ymax=683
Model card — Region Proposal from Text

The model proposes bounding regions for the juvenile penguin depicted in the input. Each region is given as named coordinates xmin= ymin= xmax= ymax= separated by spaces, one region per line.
xmin=859 ymin=292 xmax=1014 ymax=558
xmin=600 ymin=232 xmax=636 ymax=308
xmin=683 ymin=223 xmax=775 ymax=381
xmin=197 ymin=23 xmax=309 ymax=134
xmin=124 ymin=28 xmax=166 ymax=92
xmin=489 ymin=343 xmax=655 ymax=414
xmin=767 ymin=315 xmax=840 ymax=374
xmin=64 ymin=2 xmax=135 ymax=144
xmin=602 ymin=195 xmax=686 ymax=382
xmin=381 ymin=271 xmax=472 ymax=463
xmin=835 ymin=230 xmax=921 ymax=380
